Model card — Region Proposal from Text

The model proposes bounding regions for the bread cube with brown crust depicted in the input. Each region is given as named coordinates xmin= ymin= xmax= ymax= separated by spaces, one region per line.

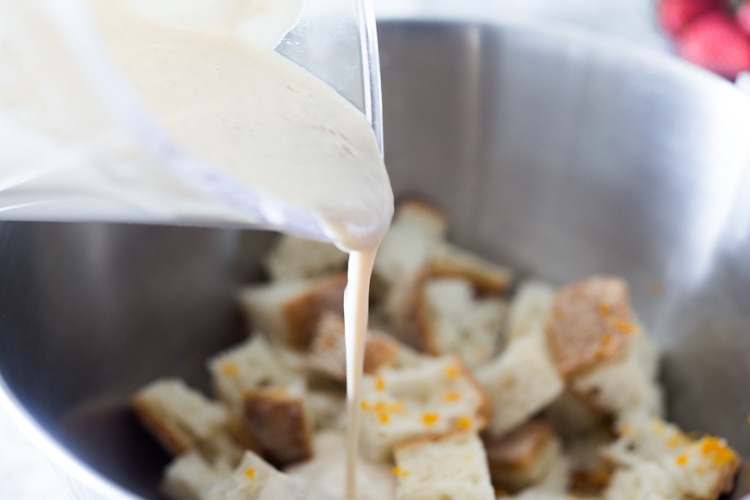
xmin=306 ymin=312 xmax=400 ymax=382
xmin=239 ymin=273 xmax=347 ymax=351
xmin=242 ymin=380 xmax=314 ymax=468
xmin=387 ymin=272 xmax=507 ymax=367
xmin=426 ymin=241 xmax=513 ymax=295
xmin=483 ymin=419 xmax=562 ymax=493
xmin=546 ymin=275 xmax=636 ymax=377
xmin=132 ymin=378 xmax=230 ymax=456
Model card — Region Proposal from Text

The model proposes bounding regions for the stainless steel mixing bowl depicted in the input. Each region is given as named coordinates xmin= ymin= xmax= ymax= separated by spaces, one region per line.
xmin=1 ymin=20 xmax=750 ymax=499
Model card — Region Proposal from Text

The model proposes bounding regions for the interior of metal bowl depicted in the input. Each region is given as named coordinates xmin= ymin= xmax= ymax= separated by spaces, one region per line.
xmin=1 ymin=20 xmax=750 ymax=499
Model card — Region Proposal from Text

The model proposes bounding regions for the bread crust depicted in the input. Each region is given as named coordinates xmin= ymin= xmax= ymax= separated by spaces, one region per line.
xmin=546 ymin=275 xmax=634 ymax=377
xmin=242 ymin=388 xmax=314 ymax=468
xmin=132 ymin=394 xmax=192 ymax=455
xmin=281 ymin=273 xmax=347 ymax=350
xmin=307 ymin=312 xmax=400 ymax=381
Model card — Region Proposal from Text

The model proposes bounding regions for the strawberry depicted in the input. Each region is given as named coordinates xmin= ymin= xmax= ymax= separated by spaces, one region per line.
xmin=735 ymin=1 xmax=750 ymax=35
xmin=657 ymin=0 xmax=725 ymax=36
xmin=675 ymin=11 xmax=750 ymax=78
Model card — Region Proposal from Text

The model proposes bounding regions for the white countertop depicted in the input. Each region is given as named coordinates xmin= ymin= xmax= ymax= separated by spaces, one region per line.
xmin=0 ymin=1 xmax=667 ymax=498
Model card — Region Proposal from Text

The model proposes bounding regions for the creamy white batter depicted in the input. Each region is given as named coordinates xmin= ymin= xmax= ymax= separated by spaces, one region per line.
xmin=90 ymin=0 xmax=392 ymax=251
xmin=88 ymin=1 xmax=393 ymax=498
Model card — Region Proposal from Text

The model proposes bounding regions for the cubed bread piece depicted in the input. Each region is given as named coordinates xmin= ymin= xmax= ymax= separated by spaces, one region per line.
xmin=426 ymin=241 xmax=512 ymax=294
xmin=546 ymin=389 xmax=609 ymax=441
xmin=264 ymin=235 xmax=347 ymax=282
xmin=393 ymin=432 xmax=495 ymax=500
xmin=359 ymin=356 xmax=490 ymax=462
xmin=161 ymin=451 xmax=229 ymax=500
xmin=421 ymin=278 xmax=507 ymax=368
xmin=307 ymin=312 xmax=400 ymax=381
xmin=374 ymin=199 xmax=448 ymax=289
xmin=384 ymin=270 xmax=432 ymax=353
xmin=285 ymin=430 xmax=397 ymax=500
xmin=243 ymin=380 xmax=314 ymax=468
xmin=505 ymin=280 xmax=555 ymax=342
xmin=132 ymin=378 xmax=229 ymax=456
xmin=484 ymin=419 xmax=561 ymax=493
xmin=546 ymin=275 xmax=636 ymax=377
xmin=205 ymin=450 xmax=331 ymax=500
xmin=208 ymin=336 xmax=299 ymax=413
xmin=307 ymin=388 xmax=346 ymax=431
xmin=239 ymin=273 xmax=347 ymax=350
xmin=603 ymin=416 xmax=741 ymax=500
xmin=476 ymin=324 xmax=564 ymax=436
xmin=506 ymin=452 xmax=571 ymax=498
xmin=570 ymin=331 xmax=663 ymax=422
xmin=566 ymin=429 xmax=616 ymax=496
xmin=386 ymin=272 xmax=507 ymax=366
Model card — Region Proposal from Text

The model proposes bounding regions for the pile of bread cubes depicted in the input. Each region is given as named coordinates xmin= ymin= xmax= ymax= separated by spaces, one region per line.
xmin=132 ymin=200 xmax=741 ymax=500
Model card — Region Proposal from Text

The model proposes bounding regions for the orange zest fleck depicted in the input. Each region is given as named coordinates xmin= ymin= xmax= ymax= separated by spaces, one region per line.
xmin=361 ymin=400 xmax=371 ymax=411
xmin=422 ymin=412 xmax=439 ymax=427
xmin=667 ymin=435 xmax=685 ymax=449
xmin=597 ymin=302 xmax=612 ymax=315
xmin=375 ymin=376 xmax=386 ymax=391
xmin=392 ymin=466 xmax=409 ymax=478
xmin=443 ymin=391 xmax=461 ymax=403
xmin=244 ymin=468 xmax=256 ymax=480
xmin=699 ymin=437 xmax=737 ymax=467
xmin=611 ymin=319 xmax=636 ymax=334
xmin=444 ymin=364 xmax=459 ymax=380
xmin=379 ymin=412 xmax=390 ymax=424
xmin=676 ymin=454 xmax=689 ymax=466
xmin=457 ymin=416 xmax=472 ymax=430
xmin=220 ymin=362 xmax=239 ymax=377
xmin=373 ymin=401 xmax=404 ymax=413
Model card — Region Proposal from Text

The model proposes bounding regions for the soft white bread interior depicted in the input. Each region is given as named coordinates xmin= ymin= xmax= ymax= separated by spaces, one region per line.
xmin=602 ymin=415 xmax=741 ymax=500
xmin=476 ymin=324 xmax=564 ymax=437
xmin=208 ymin=336 xmax=299 ymax=414
xmin=132 ymin=378 xmax=230 ymax=456
xmin=373 ymin=199 xmax=449 ymax=290
xmin=420 ymin=277 xmax=507 ymax=368
xmin=205 ymin=450 xmax=334 ymax=500
xmin=238 ymin=273 xmax=347 ymax=350
xmin=505 ymin=280 xmax=555 ymax=342
xmin=359 ymin=356 xmax=489 ymax=462
xmin=264 ymin=235 xmax=347 ymax=282
xmin=161 ymin=451 xmax=229 ymax=500
xmin=393 ymin=431 xmax=495 ymax=500
xmin=570 ymin=330 xmax=663 ymax=423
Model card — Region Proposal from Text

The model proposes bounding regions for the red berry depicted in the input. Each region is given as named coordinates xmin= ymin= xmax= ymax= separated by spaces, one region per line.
xmin=736 ymin=1 xmax=750 ymax=35
xmin=657 ymin=0 xmax=724 ymax=36
xmin=676 ymin=11 xmax=750 ymax=78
